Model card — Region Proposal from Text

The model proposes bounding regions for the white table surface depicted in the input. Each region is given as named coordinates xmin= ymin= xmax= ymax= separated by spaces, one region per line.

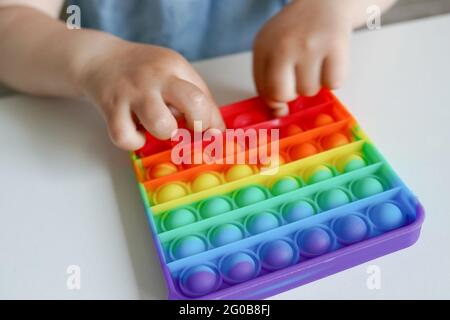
xmin=1 ymin=15 xmax=449 ymax=300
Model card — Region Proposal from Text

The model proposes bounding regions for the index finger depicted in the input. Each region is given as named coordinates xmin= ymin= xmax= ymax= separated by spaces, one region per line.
xmin=163 ymin=77 xmax=224 ymax=131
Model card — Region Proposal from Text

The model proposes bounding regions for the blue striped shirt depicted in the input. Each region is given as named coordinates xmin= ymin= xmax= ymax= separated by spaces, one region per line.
xmin=68 ymin=0 xmax=288 ymax=61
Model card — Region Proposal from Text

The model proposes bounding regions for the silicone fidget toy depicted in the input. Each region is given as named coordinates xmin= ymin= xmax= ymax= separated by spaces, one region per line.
xmin=131 ymin=90 xmax=424 ymax=300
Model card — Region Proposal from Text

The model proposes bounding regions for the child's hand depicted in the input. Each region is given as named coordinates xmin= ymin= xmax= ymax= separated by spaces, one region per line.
xmin=253 ymin=0 xmax=353 ymax=116
xmin=80 ymin=41 xmax=225 ymax=150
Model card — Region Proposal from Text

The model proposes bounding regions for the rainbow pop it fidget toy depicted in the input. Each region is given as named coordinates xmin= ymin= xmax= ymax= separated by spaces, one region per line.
xmin=131 ymin=89 xmax=424 ymax=299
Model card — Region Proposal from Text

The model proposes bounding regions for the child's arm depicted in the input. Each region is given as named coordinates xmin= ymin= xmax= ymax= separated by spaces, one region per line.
xmin=253 ymin=0 xmax=397 ymax=115
xmin=0 ymin=1 xmax=225 ymax=150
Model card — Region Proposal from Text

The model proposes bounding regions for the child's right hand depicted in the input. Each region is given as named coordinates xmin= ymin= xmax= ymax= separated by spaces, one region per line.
xmin=79 ymin=40 xmax=225 ymax=150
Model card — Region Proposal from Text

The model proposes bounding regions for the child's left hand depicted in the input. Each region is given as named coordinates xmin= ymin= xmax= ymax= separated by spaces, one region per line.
xmin=253 ymin=0 xmax=353 ymax=116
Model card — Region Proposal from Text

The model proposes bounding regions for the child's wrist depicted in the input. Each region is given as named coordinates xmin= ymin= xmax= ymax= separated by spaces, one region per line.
xmin=69 ymin=31 xmax=126 ymax=98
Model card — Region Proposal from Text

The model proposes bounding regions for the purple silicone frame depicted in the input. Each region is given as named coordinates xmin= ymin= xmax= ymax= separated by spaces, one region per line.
xmin=146 ymin=202 xmax=424 ymax=300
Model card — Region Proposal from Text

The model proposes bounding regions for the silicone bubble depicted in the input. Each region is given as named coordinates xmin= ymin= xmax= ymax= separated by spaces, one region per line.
xmin=172 ymin=235 xmax=207 ymax=259
xmin=225 ymin=164 xmax=254 ymax=182
xmin=180 ymin=265 xmax=220 ymax=297
xmin=314 ymin=113 xmax=334 ymax=127
xmin=163 ymin=208 xmax=197 ymax=231
xmin=304 ymin=165 xmax=334 ymax=184
xmin=209 ymin=224 xmax=244 ymax=247
xmin=333 ymin=215 xmax=368 ymax=244
xmin=157 ymin=183 xmax=187 ymax=203
xmin=352 ymin=177 xmax=384 ymax=199
xmin=271 ymin=176 xmax=300 ymax=196
xmin=336 ymin=154 xmax=367 ymax=173
xmin=317 ymin=189 xmax=350 ymax=210
xmin=298 ymin=227 xmax=332 ymax=257
xmin=191 ymin=172 xmax=222 ymax=193
xmin=281 ymin=124 xmax=303 ymax=138
xmin=369 ymin=202 xmax=406 ymax=231
xmin=290 ymin=143 xmax=318 ymax=160
xmin=200 ymin=196 xmax=233 ymax=219
xmin=233 ymin=111 xmax=267 ymax=128
xmin=282 ymin=200 xmax=316 ymax=222
xmin=260 ymin=154 xmax=286 ymax=170
xmin=321 ymin=133 xmax=349 ymax=150
xmin=148 ymin=162 xmax=178 ymax=179
xmin=259 ymin=239 xmax=296 ymax=270
xmin=246 ymin=212 xmax=279 ymax=235
xmin=235 ymin=186 xmax=268 ymax=207
xmin=220 ymin=252 xmax=259 ymax=283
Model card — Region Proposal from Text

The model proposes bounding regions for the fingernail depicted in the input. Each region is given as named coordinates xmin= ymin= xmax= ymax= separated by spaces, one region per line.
xmin=274 ymin=107 xmax=289 ymax=117
xmin=270 ymin=102 xmax=288 ymax=110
